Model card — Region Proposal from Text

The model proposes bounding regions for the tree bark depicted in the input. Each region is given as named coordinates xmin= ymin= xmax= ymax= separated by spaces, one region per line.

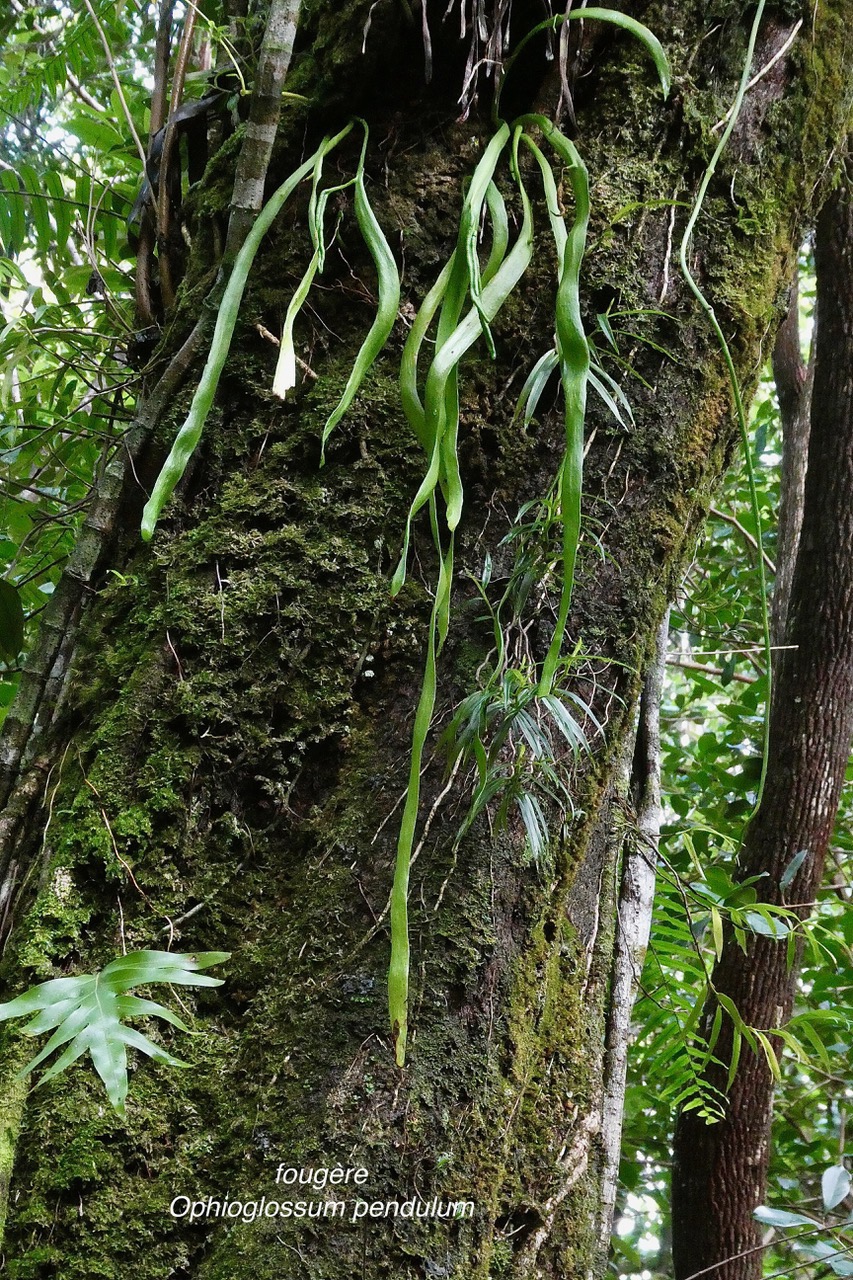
xmin=597 ymin=610 xmax=667 ymax=1257
xmin=0 ymin=4 xmax=849 ymax=1279
xmin=770 ymin=278 xmax=811 ymax=647
xmin=672 ymin=144 xmax=853 ymax=1280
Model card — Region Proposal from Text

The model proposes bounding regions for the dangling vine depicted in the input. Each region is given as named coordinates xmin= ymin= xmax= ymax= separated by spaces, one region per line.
xmin=139 ymin=12 xmax=672 ymax=1066
xmin=677 ymin=0 xmax=772 ymax=827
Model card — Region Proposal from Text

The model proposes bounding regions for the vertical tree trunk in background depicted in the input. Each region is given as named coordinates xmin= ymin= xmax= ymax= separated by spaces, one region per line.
xmin=672 ymin=145 xmax=853 ymax=1280
xmin=0 ymin=4 xmax=849 ymax=1278
xmin=770 ymin=280 xmax=811 ymax=647
xmin=596 ymin=611 xmax=667 ymax=1257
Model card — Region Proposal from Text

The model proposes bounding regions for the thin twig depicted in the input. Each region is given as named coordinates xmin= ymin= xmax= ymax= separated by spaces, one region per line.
xmin=81 ymin=0 xmax=148 ymax=173
xmin=711 ymin=20 xmax=803 ymax=132
xmin=65 ymin=71 xmax=105 ymax=113
xmin=157 ymin=2 xmax=198 ymax=308
xmin=224 ymin=0 xmax=302 ymax=262
xmin=709 ymin=504 xmax=776 ymax=572
xmin=681 ymin=1224 xmax=846 ymax=1280
xmin=137 ymin=0 xmax=175 ymax=325
xmin=667 ymin=657 xmax=757 ymax=685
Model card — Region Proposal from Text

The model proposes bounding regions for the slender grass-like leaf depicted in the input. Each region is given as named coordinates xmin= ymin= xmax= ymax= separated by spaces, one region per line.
xmin=515 ymin=348 xmax=559 ymax=426
xmin=541 ymin=693 xmax=590 ymax=753
xmin=517 ymin=791 xmax=548 ymax=860
xmin=588 ymin=363 xmax=634 ymax=427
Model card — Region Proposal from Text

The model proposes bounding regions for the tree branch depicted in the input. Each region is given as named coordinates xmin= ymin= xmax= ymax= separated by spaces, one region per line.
xmin=223 ymin=0 xmax=302 ymax=263
xmin=81 ymin=0 xmax=148 ymax=174
xmin=770 ymin=274 xmax=813 ymax=646
xmin=598 ymin=609 xmax=669 ymax=1255
xmin=156 ymin=2 xmax=198 ymax=310
xmin=136 ymin=0 xmax=175 ymax=327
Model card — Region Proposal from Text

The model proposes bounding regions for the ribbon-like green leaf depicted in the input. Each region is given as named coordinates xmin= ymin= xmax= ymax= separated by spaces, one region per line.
xmin=140 ymin=124 xmax=354 ymax=540
xmin=320 ymin=121 xmax=401 ymax=459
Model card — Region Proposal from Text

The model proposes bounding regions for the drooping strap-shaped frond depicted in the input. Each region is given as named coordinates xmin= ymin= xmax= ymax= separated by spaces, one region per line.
xmin=140 ymin=123 xmax=355 ymax=541
xmin=517 ymin=118 xmax=591 ymax=696
xmin=318 ymin=121 xmax=402 ymax=459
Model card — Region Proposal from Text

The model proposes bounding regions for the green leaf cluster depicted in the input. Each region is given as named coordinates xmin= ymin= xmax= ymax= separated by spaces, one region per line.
xmin=0 ymin=0 xmax=151 ymax=710
xmin=0 ymin=950 xmax=229 ymax=1116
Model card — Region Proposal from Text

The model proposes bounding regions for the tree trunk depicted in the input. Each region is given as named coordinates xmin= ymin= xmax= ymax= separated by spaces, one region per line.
xmin=0 ymin=4 xmax=849 ymax=1278
xmin=671 ymin=143 xmax=853 ymax=1280
xmin=770 ymin=279 xmax=810 ymax=647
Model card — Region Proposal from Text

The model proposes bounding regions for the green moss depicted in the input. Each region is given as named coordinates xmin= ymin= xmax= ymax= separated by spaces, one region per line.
xmin=0 ymin=1045 xmax=27 ymax=1244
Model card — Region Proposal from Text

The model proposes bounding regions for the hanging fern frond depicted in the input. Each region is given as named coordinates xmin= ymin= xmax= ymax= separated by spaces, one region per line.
xmin=135 ymin=11 xmax=672 ymax=1069
xmin=632 ymin=873 xmax=728 ymax=1122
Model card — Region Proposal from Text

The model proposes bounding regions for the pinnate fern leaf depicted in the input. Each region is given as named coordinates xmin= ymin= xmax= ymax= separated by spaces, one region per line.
xmin=0 ymin=950 xmax=229 ymax=1116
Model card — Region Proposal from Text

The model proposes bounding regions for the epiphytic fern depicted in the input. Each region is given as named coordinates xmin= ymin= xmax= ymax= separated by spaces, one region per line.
xmin=0 ymin=949 xmax=229 ymax=1115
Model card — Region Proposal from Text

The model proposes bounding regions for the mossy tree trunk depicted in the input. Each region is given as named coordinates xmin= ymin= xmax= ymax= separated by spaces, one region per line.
xmin=0 ymin=4 xmax=849 ymax=1278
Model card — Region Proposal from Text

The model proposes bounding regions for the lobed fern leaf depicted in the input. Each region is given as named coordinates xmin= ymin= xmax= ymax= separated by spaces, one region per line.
xmin=0 ymin=950 xmax=229 ymax=1116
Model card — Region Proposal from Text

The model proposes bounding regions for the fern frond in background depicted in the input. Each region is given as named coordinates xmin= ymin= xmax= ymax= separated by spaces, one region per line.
xmin=0 ymin=950 xmax=229 ymax=1115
